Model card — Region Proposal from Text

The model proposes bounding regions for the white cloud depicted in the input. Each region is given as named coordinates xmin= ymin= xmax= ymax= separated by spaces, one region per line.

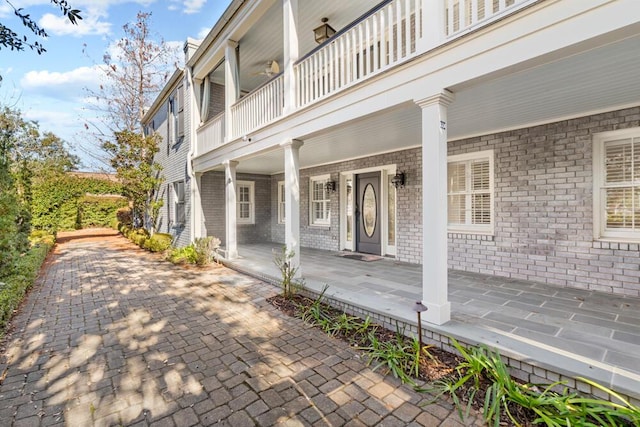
xmin=40 ymin=12 xmax=111 ymax=36
xmin=20 ymin=66 xmax=106 ymax=100
xmin=169 ymin=0 xmax=207 ymax=15
xmin=183 ymin=0 xmax=206 ymax=14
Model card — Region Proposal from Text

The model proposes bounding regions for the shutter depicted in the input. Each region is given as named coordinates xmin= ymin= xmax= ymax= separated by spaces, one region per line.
xmin=177 ymin=85 xmax=185 ymax=138
xmin=471 ymin=159 xmax=490 ymax=190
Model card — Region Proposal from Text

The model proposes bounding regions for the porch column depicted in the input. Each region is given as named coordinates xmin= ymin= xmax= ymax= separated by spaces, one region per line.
xmin=190 ymin=172 xmax=204 ymax=241
xmin=416 ymin=90 xmax=454 ymax=325
xmin=224 ymin=40 xmax=239 ymax=142
xmin=420 ymin=0 xmax=446 ymax=51
xmin=224 ymin=160 xmax=239 ymax=259
xmin=281 ymin=139 xmax=303 ymax=275
xmin=282 ymin=0 xmax=299 ymax=114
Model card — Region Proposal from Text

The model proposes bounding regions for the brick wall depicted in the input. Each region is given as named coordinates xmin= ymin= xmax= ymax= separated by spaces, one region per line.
xmin=201 ymin=171 xmax=225 ymax=245
xmin=448 ymin=106 xmax=640 ymax=296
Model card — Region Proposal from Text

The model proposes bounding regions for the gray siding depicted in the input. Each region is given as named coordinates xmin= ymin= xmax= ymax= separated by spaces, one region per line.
xmin=149 ymin=75 xmax=191 ymax=247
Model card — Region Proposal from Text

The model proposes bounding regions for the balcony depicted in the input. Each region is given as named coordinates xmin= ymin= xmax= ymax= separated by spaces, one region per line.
xmin=195 ymin=0 xmax=534 ymax=155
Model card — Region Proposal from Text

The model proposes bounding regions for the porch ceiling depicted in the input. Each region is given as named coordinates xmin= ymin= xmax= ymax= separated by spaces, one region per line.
xmin=232 ymin=32 xmax=640 ymax=175
xmin=211 ymin=0 xmax=378 ymax=93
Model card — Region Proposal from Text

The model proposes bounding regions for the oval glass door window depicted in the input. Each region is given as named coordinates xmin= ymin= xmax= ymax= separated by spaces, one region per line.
xmin=362 ymin=183 xmax=377 ymax=237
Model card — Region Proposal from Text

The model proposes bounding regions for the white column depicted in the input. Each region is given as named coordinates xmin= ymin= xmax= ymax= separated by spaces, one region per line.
xmin=224 ymin=160 xmax=239 ymax=259
xmin=282 ymin=0 xmax=299 ymax=114
xmin=281 ymin=139 xmax=303 ymax=275
xmin=190 ymin=172 xmax=204 ymax=241
xmin=420 ymin=0 xmax=446 ymax=51
xmin=224 ymin=40 xmax=239 ymax=141
xmin=416 ymin=90 xmax=454 ymax=325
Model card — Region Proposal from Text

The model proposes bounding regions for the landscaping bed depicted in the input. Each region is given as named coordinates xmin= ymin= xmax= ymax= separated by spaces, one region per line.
xmin=268 ymin=289 xmax=639 ymax=427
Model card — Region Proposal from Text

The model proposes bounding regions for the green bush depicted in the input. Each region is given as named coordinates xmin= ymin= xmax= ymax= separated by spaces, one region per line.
xmin=79 ymin=195 xmax=128 ymax=228
xmin=31 ymin=175 xmax=123 ymax=232
xmin=143 ymin=233 xmax=173 ymax=252
xmin=128 ymin=228 xmax=149 ymax=247
xmin=28 ymin=230 xmax=56 ymax=247
xmin=0 ymin=242 xmax=53 ymax=336
xmin=168 ymin=245 xmax=199 ymax=264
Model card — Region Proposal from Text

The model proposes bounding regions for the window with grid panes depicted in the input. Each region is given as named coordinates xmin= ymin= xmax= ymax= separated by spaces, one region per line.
xmin=237 ymin=181 xmax=254 ymax=224
xmin=310 ymin=175 xmax=330 ymax=226
xmin=594 ymin=129 xmax=640 ymax=240
xmin=447 ymin=150 xmax=493 ymax=234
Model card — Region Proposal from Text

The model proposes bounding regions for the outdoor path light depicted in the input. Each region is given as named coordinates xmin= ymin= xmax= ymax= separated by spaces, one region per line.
xmin=413 ymin=301 xmax=428 ymax=352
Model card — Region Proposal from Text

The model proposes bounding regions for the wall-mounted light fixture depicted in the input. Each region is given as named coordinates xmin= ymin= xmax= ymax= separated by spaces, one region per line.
xmin=325 ymin=180 xmax=336 ymax=193
xmin=242 ymin=135 xmax=252 ymax=142
xmin=391 ymin=172 xmax=405 ymax=189
xmin=314 ymin=18 xmax=336 ymax=44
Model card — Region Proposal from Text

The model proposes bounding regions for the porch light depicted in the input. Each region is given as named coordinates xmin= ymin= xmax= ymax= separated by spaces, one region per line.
xmin=413 ymin=301 xmax=428 ymax=352
xmin=325 ymin=180 xmax=336 ymax=193
xmin=391 ymin=172 xmax=405 ymax=189
xmin=314 ymin=18 xmax=336 ymax=44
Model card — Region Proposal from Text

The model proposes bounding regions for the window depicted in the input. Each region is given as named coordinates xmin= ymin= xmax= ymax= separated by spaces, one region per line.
xmin=237 ymin=181 xmax=254 ymax=224
xmin=310 ymin=175 xmax=331 ymax=226
xmin=447 ymin=150 xmax=494 ymax=234
xmin=278 ymin=181 xmax=285 ymax=224
xmin=173 ymin=181 xmax=185 ymax=226
xmin=594 ymin=129 xmax=640 ymax=241
xmin=168 ymin=85 xmax=184 ymax=149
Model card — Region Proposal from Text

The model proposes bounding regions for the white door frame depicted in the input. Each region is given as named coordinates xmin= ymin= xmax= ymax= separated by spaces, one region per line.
xmin=340 ymin=164 xmax=397 ymax=256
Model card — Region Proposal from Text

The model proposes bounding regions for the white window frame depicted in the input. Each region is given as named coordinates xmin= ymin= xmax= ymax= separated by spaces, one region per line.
xmin=447 ymin=150 xmax=494 ymax=235
xmin=236 ymin=180 xmax=255 ymax=225
xmin=309 ymin=174 xmax=331 ymax=227
xmin=593 ymin=128 xmax=640 ymax=242
xmin=173 ymin=181 xmax=185 ymax=226
xmin=277 ymin=181 xmax=285 ymax=224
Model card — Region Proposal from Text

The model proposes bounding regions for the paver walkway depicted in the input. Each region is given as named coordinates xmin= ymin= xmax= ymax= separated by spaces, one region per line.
xmin=0 ymin=229 xmax=478 ymax=426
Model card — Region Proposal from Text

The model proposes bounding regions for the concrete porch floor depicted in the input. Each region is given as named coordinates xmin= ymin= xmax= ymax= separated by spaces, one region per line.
xmin=225 ymin=243 xmax=640 ymax=400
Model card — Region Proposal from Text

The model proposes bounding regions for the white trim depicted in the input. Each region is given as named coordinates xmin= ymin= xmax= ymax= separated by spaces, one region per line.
xmin=277 ymin=181 xmax=285 ymax=224
xmin=236 ymin=180 xmax=255 ymax=224
xmin=447 ymin=149 xmax=495 ymax=235
xmin=309 ymin=174 xmax=331 ymax=227
xmin=339 ymin=165 xmax=397 ymax=256
xmin=593 ymin=127 xmax=640 ymax=242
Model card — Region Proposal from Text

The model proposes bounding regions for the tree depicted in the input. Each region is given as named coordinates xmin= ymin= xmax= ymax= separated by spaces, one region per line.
xmin=89 ymin=12 xmax=178 ymax=135
xmin=103 ymin=130 xmax=162 ymax=228
xmin=87 ymin=12 xmax=176 ymax=229
xmin=0 ymin=0 xmax=81 ymax=55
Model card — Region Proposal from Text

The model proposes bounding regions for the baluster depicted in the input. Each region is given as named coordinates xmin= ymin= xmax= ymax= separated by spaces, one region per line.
xmin=380 ymin=7 xmax=387 ymax=67
xmin=373 ymin=13 xmax=379 ymax=72
xmin=404 ymin=0 xmax=410 ymax=56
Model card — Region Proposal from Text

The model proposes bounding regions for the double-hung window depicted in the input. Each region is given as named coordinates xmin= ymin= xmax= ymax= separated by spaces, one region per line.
xmin=237 ymin=181 xmax=255 ymax=224
xmin=447 ymin=150 xmax=494 ymax=234
xmin=278 ymin=181 xmax=285 ymax=224
xmin=173 ymin=181 xmax=185 ymax=226
xmin=310 ymin=174 xmax=330 ymax=226
xmin=594 ymin=129 xmax=640 ymax=241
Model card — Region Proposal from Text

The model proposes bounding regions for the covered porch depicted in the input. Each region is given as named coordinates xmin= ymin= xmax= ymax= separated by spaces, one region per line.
xmin=225 ymin=243 xmax=640 ymax=400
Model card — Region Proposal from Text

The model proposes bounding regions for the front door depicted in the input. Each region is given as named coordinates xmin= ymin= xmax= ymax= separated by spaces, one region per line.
xmin=356 ymin=172 xmax=381 ymax=255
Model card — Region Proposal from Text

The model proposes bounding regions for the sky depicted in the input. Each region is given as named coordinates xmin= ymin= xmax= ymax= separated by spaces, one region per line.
xmin=0 ymin=0 xmax=231 ymax=171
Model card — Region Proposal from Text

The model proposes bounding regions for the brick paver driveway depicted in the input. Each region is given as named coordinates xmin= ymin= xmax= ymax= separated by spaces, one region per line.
xmin=0 ymin=229 xmax=477 ymax=426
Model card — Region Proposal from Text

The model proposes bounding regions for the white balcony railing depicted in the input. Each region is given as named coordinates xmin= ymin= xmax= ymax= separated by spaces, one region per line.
xmin=295 ymin=0 xmax=422 ymax=109
xmin=446 ymin=0 xmax=524 ymax=37
xmin=196 ymin=112 xmax=225 ymax=156
xmin=231 ymin=74 xmax=284 ymax=139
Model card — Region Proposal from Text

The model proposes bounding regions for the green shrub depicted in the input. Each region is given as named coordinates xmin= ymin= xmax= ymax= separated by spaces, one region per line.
xmin=0 ymin=242 xmax=52 ymax=336
xmin=78 ymin=195 xmax=128 ymax=228
xmin=128 ymin=228 xmax=149 ymax=247
xmin=31 ymin=175 xmax=123 ymax=232
xmin=28 ymin=230 xmax=55 ymax=247
xmin=143 ymin=233 xmax=173 ymax=252
xmin=168 ymin=245 xmax=199 ymax=264
xmin=193 ymin=237 xmax=220 ymax=265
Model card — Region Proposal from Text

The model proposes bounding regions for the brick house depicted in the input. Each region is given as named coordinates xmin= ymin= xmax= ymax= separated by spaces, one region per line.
xmin=146 ymin=0 xmax=640 ymax=326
